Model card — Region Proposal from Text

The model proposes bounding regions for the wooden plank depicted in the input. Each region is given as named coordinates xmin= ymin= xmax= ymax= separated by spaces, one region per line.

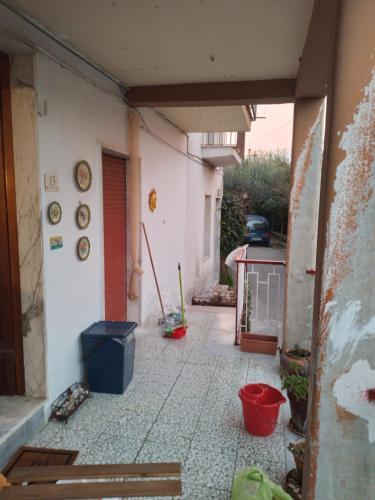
xmin=2 ymin=447 xmax=78 ymax=476
xmin=0 ymin=479 xmax=182 ymax=499
xmin=125 ymin=79 xmax=296 ymax=107
xmin=7 ymin=463 xmax=181 ymax=483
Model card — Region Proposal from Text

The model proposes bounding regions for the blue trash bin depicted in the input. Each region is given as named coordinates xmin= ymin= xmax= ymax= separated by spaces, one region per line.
xmin=81 ymin=321 xmax=137 ymax=394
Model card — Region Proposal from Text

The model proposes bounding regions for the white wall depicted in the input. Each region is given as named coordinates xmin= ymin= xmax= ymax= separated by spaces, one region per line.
xmin=138 ymin=114 xmax=222 ymax=323
xmin=35 ymin=54 xmax=222 ymax=405
xmin=185 ymin=134 xmax=223 ymax=300
xmin=35 ymin=53 xmax=129 ymax=405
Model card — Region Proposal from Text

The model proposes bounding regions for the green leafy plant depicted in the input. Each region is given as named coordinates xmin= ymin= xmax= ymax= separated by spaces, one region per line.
xmin=241 ymin=283 xmax=252 ymax=333
xmin=287 ymin=441 xmax=305 ymax=458
xmin=224 ymin=151 xmax=290 ymax=238
xmin=288 ymin=344 xmax=310 ymax=358
xmin=220 ymin=191 xmax=246 ymax=258
xmin=281 ymin=372 xmax=309 ymax=401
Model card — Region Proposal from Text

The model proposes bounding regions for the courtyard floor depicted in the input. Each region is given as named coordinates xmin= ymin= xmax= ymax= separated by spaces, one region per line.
xmin=29 ymin=306 xmax=292 ymax=499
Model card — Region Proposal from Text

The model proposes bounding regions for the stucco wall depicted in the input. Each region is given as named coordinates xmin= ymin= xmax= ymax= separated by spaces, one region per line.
xmin=305 ymin=1 xmax=375 ymax=498
xmin=283 ymin=98 xmax=325 ymax=350
xmin=35 ymin=52 xmax=129 ymax=405
xmin=33 ymin=54 xmax=221 ymax=405
xmin=138 ymin=113 xmax=222 ymax=323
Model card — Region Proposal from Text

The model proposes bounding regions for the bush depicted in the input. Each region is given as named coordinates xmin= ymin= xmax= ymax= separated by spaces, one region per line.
xmin=220 ymin=191 xmax=246 ymax=258
xmin=224 ymin=151 xmax=290 ymax=236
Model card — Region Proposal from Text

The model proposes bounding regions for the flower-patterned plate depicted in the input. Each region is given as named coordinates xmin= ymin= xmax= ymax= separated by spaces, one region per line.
xmin=48 ymin=201 xmax=62 ymax=224
xmin=77 ymin=236 xmax=90 ymax=261
xmin=75 ymin=160 xmax=92 ymax=191
xmin=76 ymin=204 xmax=91 ymax=229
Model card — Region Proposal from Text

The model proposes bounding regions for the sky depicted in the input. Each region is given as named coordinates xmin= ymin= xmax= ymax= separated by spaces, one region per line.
xmin=245 ymin=103 xmax=294 ymax=157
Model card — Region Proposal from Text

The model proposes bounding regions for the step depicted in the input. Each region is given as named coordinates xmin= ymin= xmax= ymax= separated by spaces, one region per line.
xmin=0 ymin=397 xmax=46 ymax=470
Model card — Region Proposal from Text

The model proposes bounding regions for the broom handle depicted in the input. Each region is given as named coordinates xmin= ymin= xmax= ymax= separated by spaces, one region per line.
xmin=142 ymin=222 xmax=166 ymax=326
xmin=178 ymin=263 xmax=185 ymax=327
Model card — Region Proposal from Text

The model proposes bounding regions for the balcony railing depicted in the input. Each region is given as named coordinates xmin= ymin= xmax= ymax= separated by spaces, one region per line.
xmin=235 ymin=254 xmax=286 ymax=345
xmin=202 ymin=132 xmax=245 ymax=159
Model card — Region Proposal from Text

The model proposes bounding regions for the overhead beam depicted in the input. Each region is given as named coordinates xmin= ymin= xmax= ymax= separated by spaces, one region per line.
xmin=125 ymin=79 xmax=296 ymax=107
xmin=296 ymin=0 xmax=340 ymax=98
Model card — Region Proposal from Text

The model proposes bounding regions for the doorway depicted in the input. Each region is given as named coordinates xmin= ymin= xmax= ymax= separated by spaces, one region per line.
xmin=102 ymin=153 xmax=127 ymax=321
xmin=0 ymin=52 xmax=24 ymax=395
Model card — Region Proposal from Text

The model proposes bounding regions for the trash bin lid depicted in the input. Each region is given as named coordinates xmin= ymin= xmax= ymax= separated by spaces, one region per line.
xmin=81 ymin=321 xmax=137 ymax=339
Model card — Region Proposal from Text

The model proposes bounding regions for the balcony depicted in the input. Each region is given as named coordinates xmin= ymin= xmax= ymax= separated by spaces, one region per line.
xmin=201 ymin=131 xmax=245 ymax=167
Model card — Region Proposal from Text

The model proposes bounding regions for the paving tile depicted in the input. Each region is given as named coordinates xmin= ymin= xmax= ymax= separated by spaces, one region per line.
xmin=190 ymin=420 xmax=239 ymax=454
xmin=238 ymin=425 xmax=285 ymax=463
xmin=26 ymin=309 xmax=288 ymax=495
xmin=148 ymin=415 xmax=199 ymax=441
xmin=184 ymin=447 xmax=237 ymax=491
xmin=109 ymin=411 xmax=156 ymax=443
xmin=135 ymin=434 xmax=191 ymax=464
xmin=182 ymin=484 xmax=230 ymax=500
xmin=82 ymin=432 xmax=142 ymax=464
xmin=185 ymin=345 xmax=219 ymax=366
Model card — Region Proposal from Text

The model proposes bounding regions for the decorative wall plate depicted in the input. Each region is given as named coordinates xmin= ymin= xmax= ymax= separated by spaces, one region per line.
xmin=148 ymin=188 xmax=157 ymax=212
xmin=77 ymin=236 xmax=90 ymax=261
xmin=75 ymin=161 xmax=92 ymax=191
xmin=47 ymin=201 xmax=62 ymax=224
xmin=76 ymin=204 xmax=91 ymax=229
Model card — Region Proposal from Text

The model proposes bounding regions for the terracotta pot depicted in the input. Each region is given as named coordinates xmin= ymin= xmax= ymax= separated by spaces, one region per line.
xmin=280 ymin=348 xmax=310 ymax=375
xmin=288 ymin=391 xmax=308 ymax=435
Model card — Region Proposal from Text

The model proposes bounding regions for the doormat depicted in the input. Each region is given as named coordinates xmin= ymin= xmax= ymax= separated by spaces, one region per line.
xmin=2 ymin=446 xmax=78 ymax=478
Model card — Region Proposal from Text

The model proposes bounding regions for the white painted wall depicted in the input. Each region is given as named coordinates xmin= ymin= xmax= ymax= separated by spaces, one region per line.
xmin=34 ymin=55 xmax=222 ymax=405
xmin=138 ymin=113 xmax=223 ymax=323
xmin=35 ymin=52 xmax=129 ymax=405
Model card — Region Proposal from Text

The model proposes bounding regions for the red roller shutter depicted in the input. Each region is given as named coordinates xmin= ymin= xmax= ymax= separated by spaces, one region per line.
xmin=102 ymin=154 xmax=127 ymax=320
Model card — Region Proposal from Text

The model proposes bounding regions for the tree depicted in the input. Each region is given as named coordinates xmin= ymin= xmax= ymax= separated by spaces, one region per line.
xmin=224 ymin=151 xmax=290 ymax=236
xmin=220 ymin=191 xmax=246 ymax=258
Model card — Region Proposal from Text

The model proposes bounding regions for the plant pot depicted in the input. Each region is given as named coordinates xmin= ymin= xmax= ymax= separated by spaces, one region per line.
xmin=280 ymin=347 xmax=310 ymax=375
xmin=287 ymin=391 xmax=308 ymax=435
xmin=288 ymin=440 xmax=305 ymax=486
xmin=240 ymin=333 xmax=278 ymax=355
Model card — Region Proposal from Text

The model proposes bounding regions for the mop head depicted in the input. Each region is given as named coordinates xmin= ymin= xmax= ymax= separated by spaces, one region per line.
xmin=164 ymin=325 xmax=188 ymax=339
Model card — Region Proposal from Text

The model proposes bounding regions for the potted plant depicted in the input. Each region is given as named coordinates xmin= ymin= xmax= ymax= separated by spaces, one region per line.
xmin=280 ymin=344 xmax=310 ymax=375
xmin=285 ymin=440 xmax=305 ymax=499
xmin=288 ymin=441 xmax=305 ymax=485
xmin=281 ymin=370 xmax=309 ymax=435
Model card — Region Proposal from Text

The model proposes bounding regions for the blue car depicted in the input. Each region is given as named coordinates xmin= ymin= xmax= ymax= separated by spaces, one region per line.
xmin=244 ymin=215 xmax=271 ymax=247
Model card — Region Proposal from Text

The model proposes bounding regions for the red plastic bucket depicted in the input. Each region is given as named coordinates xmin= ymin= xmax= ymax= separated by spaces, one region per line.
xmin=241 ymin=383 xmax=268 ymax=401
xmin=239 ymin=383 xmax=286 ymax=436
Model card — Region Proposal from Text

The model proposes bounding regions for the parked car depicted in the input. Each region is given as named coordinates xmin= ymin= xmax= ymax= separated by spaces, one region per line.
xmin=244 ymin=215 xmax=271 ymax=247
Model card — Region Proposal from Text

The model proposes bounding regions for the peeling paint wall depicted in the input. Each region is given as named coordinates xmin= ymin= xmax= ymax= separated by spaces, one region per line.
xmin=305 ymin=1 xmax=375 ymax=498
xmin=283 ymin=98 xmax=325 ymax=350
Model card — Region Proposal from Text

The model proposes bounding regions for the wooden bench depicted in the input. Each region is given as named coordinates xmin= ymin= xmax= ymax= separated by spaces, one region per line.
xmin=0 ymin=462 xmax=182 ymax=499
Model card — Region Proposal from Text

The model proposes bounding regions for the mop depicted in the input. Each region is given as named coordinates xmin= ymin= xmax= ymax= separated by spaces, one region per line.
xmin=142 ymin=223 xmax=187 ymax=338
xmin=164 ymin=263 xmax=187 ymax=339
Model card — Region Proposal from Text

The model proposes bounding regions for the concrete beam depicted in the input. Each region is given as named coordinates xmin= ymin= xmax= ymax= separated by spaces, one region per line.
xmin=296 ymin=0 xmax=340 ymax=98
xmin=304 ymin=1 xmax=375 ymax=498
xmin=283 ymin=98 xmax=325 ymax=351
xmin=125 ymin=79 xmax=296 ymax=107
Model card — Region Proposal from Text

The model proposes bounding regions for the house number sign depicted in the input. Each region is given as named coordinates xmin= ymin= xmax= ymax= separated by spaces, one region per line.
xmin=44 ymin=172 xmax=60 ymax=192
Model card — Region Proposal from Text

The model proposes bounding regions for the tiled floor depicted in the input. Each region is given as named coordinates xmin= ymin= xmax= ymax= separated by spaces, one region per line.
xmin=28 ymin=307 xmax=295 ymax=499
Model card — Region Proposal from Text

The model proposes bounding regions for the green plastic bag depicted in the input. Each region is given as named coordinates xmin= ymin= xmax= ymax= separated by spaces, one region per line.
xmin=231 ymin=467 xmax=292 ymax=500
